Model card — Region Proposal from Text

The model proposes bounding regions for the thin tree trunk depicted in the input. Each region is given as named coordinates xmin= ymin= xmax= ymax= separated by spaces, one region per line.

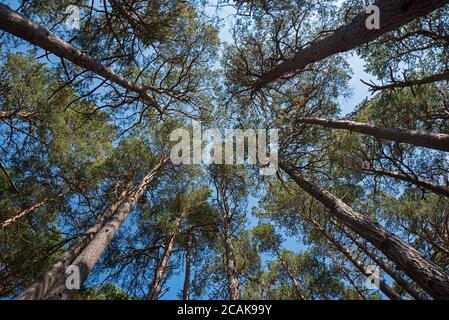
xmin=364 ymin=69 xmax=449 ymax=92
xmin=44 ymin=157 xmax=168 ymax=299
xmin=274 ymin=248 xmax=306 ymax=300
xmin=147 ymin=233 xmax=177 ymax=300
xmin=300 ymin=118 xmax=449 ymax=152
xmin=182 ymin=232 xmax=193 ymax=301
xmin=307 ymin=215 xmax=401 ymax=300
xmin=341 ymin=227 xmax=428 ymax=300
xmin=147 ymin=211 xmax=182 ymax=300
xmin=327 ymin=249 xmax=367 ymax=300
xmin=0 ymin=162 xmax=19 ymax=193
xmin=223 ymin=213 xmax=241 ymax=300
xmin=17 ymin=181 xmax=134 ymax=300
xmin=0 ymin=4 xmax=160 ymax=111
xmin=0 ymin=111 xmax=38 ymax=119
xmin=362 ymin=167 xmax=449 ymax=197
xmin=1 ymin=193 xmax=64 ymax=229
xmin=280 ymin=159 xmax=449 ymax=299
xmin=253 ymin=0 xmax=449 ymax=89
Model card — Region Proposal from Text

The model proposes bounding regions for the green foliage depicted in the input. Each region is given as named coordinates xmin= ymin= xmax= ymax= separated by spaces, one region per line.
xmin=76 ymin=284 xmax=135 ymax=300
xmin=0 ymin=0 xmax=447 ymax=301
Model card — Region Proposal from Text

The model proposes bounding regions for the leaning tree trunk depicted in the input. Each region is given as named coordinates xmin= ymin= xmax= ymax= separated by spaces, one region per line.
xmin=148 ymin=214 xmax=182 ymax=300
xmin=0 ymin=4 xmax=160 ymax=111
xmin=362 ymin=168 xmax=449 ymax=197
xmin=280 ymin=159 xmax=449 ymax=299
xmin=42 ymin=157 xmax=168 ymax=300
xmin=223 ymin=212 xmax=241 ymax=300
xmin=340 ymin=226 xmax=428 ymax=300
xmin=0 ymin=111 xmax=38 ymax=119
xmin=147 ymin=235 xmax=176 ymax=300
xmin=300 ymin=118 xmax=449 ymax=152
xmin=253 ymin=0 xmax=449 ymax=89
xmin=306 ymin=215 xmax=401 ymax=300
xmin=274 ymin=248 xmax=306 ymax=300
xmin=1 ymin=193 xmax=64 ymax=229
xmin=0 ymin=162 xmax=19 ymax=192
xmin=17 ymin=181 xmax=134 ymax=300
xmin=366 ymin=69 xmax=449 ymax=91
xmin=182 ymin=232 xmax=193 ymax=301
xmin=327 ymin=249 xmax=367 ymax=300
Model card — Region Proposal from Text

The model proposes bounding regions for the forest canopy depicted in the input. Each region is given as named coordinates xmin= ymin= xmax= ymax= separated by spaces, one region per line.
xmin=0 ymin=0 xmax=448 ymax=301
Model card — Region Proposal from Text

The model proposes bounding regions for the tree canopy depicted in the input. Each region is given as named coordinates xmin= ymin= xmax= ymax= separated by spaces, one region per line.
xmin=0 ymin=0 xmax=448 ymax=300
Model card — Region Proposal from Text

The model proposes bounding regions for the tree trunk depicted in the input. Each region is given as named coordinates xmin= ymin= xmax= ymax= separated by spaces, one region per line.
xmin=223 ymin=214 xmax=241 ymax=300
xmin=34 ymin=157 xmax=167 ymax=300
xmin=182 ymin=232 xmax=193 ymax=301
xmin=147 ymin=233 xmax=177 ymax=300
xmin=327 ymin=249 xmax=367 ymax=300
xmin=300 ymin=118 xmax=449 ymax=152
xmin=0 ymin=162 xmax=19 ymax=193
xmin=307 ymin=215 xmax=401 ymax=300
xmin=0 ymin=111 xmax=38 ymax=119
xmin=254 ymin=0 xmax=449 ymax=89
xmin=280 ymin=159 xmax=449 ymax=299
xmin=1 ymin=193 xmax=64 ymax=229
xmin=0 ymin=4 xmax=160 ymax=111
xmin=362 ymin=168 xmax=449 ymax=197
xmin=341 ymin=227 xmax=428 ymax=300
xmin=275 ymin=249 xmax=306 ymax=300
xmin=17 ymin=181 xmax=134 ymax=300
xmin=365 ymin=69 xmax=449 ymax=92
xmin=147 ymin=211 xmax=182 ymax=300
xmin=45 ymin=157 xmax=168 ymax=300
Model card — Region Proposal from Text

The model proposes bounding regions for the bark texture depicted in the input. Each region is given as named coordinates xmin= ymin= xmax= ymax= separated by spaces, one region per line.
xmin=17 ymin=182 xmax=134 ymax=300
xmin=44 ymin=157 xmax=168 ymax=299
xmin=362 ymin=168 xmax=449 ymax=197
xmin=300 ymin=118 xmax=449 ymax=152
xmin=254 ymin=0 xmax=449 ymax=89
xmin=0 ymin=111 xmax=38 ymax=119
xmin=0 ymin=193 xmax=64 ymax=229
xmin=341 ymin=227 xmax=428 ymax=300
xmin=223 ymin=213 xmax=241 ymax=300
xmin=0 ymin=4 xmax=160 ymax=110
xmin=307 ymin=215 xmax=401 ymax=300
xmin=280 ymin=159 xmax=449 ymax=299
xmin=148 ymin=213 xmax=182 ymax=300
xmin=147 ymin=234 xmax=176 ymax=300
